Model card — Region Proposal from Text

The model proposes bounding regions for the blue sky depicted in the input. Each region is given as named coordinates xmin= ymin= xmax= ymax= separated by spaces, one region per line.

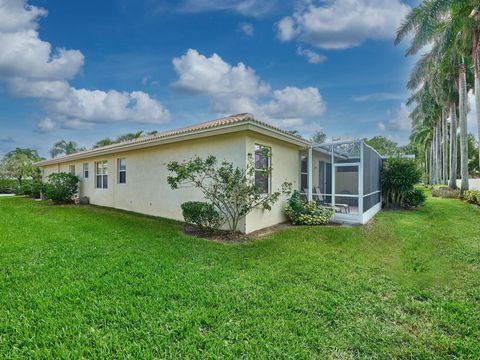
xmin=0 ymin=0 xmax=424 ymax=158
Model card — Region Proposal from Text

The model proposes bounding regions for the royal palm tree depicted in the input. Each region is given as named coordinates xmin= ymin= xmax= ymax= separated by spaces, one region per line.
xmin=93 ymin=138 xmax=116 ymax=149
xmin=49 ymin=140 xmax=85 ymax=158
xmin=396 ymin=0 xmax=477 ymax=193
xmin=115 ymin=131 xmax=144 ymax=143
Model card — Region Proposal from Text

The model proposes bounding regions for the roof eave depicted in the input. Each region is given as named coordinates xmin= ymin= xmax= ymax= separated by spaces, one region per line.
xmin=35 ymin=120 xmax=310 ymax=167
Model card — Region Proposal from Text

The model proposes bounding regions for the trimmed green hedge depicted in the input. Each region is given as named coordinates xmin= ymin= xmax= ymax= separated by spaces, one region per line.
xmin=181 ymin=201 xmax=223 ymax=232
xmin=0 ymin=179 xmax=42 ymax=197
xmin=0 ymin=179 xmax=18 ymax=194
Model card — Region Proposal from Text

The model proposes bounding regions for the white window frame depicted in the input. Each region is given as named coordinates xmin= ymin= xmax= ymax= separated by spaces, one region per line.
xmin=95 ymin=161 xmax=108 ymax=189
xmin=300 ymin=154 xmax=308 ymax=192
xmin=117 ymin=158 xmax=126 ymax=184
xmin=83 ymin=163 xmax=89 ymax=179
xmin=254 ymin=144 xmax=271 ymax=194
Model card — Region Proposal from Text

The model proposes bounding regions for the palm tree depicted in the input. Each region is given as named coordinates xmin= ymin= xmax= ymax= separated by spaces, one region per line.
xmin=93 ymin=138 xmax=116 ymax=149
xmin=467 ymin=7 xmax=480 ymax=170
xmin=50 ymin=140 xmax=84 ymax=158
xmin=115 ymin=131 xmax=144 ymax=143
xmin=395 ymin=0 xmax=476 ymax=193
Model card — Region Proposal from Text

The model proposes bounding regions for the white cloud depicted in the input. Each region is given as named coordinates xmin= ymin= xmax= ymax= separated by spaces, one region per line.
xmin=37 ymin=117 xmax=55 ymax=132
xmin=172 ymin=49 xmax=270 ymax=98
xmin=277 ymin=16 xmax=299 ymax=42
xmin=0 ymin=0 xmax=47 ymax=32
xmin=0 ymin=0 xmax=170 ymax=131
xmin=177 ymin=0 xmax=277 ymax=17
xmin=61 ymin=118 xmax=96 ymax=130
xmin=5 ymin=77 xmax=70 ymax=99
xmin=239 ymin=22 xmax=254 ymax=36
xmin=377 ymin=122 xmax=386 ymax=131
xmin=353 ymin=92 xmax=406 ymax=102
xmin=277 ymin=0 xmax=410 ymax=49
xmin=262 ymin=86 xmax=325 ymax=118
xmin=47 ymin=89 xmax=170 ymax=125
xmin=383 ymin=102 xmax=411 ymax=132
xmin=296 ymin=46 xmax=326 ymax=64
xmin=171 ymin=49 xmax=326 ymax=131
xmin=0 ymin=30 xmax=84 ymax=80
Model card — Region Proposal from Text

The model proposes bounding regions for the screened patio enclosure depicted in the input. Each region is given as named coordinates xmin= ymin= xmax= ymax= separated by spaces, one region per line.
xmin=300 ymin=140 xmax=382 ymax=224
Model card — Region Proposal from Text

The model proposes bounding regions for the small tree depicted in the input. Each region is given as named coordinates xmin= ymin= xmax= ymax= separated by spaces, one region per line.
xmin=312 ymin=130 xmax=327 ymax=144
xmin=1 ymin=148 xmax=43 ymax=186
xmin=167 ymin=152 xmax=291 ymax=234
xmin=364 ymin=136 xmax=400 ymax=156
xmin=44 ymin=172 xmax=80 ymax=203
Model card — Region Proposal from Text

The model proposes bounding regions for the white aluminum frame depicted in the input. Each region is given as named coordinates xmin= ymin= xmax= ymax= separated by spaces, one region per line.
xmin=306 ymin=139 xmax=382 ymax=225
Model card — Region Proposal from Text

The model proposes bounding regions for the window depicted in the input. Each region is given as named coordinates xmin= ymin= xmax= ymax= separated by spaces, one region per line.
xmin=69 ymin=165 xmax=75 ymax=175
xmin=254 ymin=144 xmax=270 ymax=193
xmin=83 ymin=163 xmax=89 ymax=179
xmin=300 ymin=155 xmax=308 ymax=191
xmin=95 ymin=161 xmax=108 ymax=189
xmin=117 ymin=158 xmax=126 ymax=184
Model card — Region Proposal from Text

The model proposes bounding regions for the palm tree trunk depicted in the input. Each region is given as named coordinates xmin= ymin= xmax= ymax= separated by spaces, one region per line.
xmin=459 ymin=63 xmax=469 ymax=194
xmin=476 ymin=74 xmax=480 ymax=172
xmin=442 ymin=110 xmax=448 ymax=184
xmin=432 ymin=128 xmax=436 ymax=184
xmin=449 ymin=103 xmax=458 ymax=189
xmin=423 ymin=148 xmax=428 ymax=174
xmin=428 ymin=141 xmax=435 ymax=185
xmin=473 ymin=22 xmax=480 ymax=173
xmin=435 ymin=122 xmax=442 ymax=185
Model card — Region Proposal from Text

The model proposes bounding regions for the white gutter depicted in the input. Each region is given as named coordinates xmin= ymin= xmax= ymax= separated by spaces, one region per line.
xmin=36 ymin=121 xmax=310 ymax=166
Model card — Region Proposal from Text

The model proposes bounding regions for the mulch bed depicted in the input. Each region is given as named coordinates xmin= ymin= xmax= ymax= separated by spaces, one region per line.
xmin=181 ymin=224 xmax=250 ymax=243
xmin=182 ymin=223 xmax=301 ymax=243
xmin=181 ymin=221 xmax=346 ymax=242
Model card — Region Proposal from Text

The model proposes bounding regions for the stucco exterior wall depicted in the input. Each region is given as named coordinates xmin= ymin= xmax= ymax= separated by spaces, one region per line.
xmin=244 ymin=134 xmax=305 ymax=233
xmin=42 ymin=133 xmax=249 ymax=232
xmin=41 ymin=131 xmax=305 ymax=234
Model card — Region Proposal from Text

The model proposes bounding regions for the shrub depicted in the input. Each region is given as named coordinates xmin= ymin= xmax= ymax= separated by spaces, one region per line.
xmin=29 ymin=181 xmax=43 ymax=199
xmin=44 ymin=172 xmax=79 ymax=203
xmin=181 ymin=201 xmax=223 ymax=232
xmin=464 ymin=190 xmax=480 ymax=205
xmin=431 ymin=185 xmax=460 ymax=199
xmin=284 ymin=191 xmax=333 ymax=225
xmin=402 ymin=189 xmax=427 ymax=208
xmin=0 ymin=179 xmax=42 ymax=197
xmin=0 ymin=179 xmax=18 ymax=194
xmin=168 ymin=153 xmax=291 ymax=235
xmin=15 ymin=182 xmax=31 ymax=196
xmin=381 ymin=158 xmax=424 ymax=209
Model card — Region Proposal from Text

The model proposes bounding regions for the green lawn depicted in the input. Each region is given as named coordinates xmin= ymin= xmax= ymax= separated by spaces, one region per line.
xmin=0 ymin=195 xmax=479 ymax=358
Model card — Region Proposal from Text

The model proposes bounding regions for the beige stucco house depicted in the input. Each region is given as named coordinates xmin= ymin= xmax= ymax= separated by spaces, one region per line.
xmin=37 ymin=113 xmax=382 ymax=233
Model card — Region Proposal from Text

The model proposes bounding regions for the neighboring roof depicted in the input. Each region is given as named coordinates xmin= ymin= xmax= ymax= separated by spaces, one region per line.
xmin=36 ymin=113 xmax=310 ymax=166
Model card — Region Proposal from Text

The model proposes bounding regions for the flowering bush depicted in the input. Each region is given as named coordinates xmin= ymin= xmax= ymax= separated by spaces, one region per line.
xmin=284 ymin=191 xmax=333 ymax=225
xmin=464 ymin=190 xmax=480 ymax=205
xmin=44 ymin=172 xmax=79 ymax=203
xmin=431 ymin=185 xmax=460 ymax=199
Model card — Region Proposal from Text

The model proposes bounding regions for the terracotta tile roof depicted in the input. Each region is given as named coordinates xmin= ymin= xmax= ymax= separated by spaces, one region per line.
xmin=37 ymin=113 xmax=308 ymax=165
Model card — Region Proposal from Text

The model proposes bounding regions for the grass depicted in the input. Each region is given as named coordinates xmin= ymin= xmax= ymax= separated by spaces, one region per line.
xmin=0 ymin=194 xmax=479 ymax=358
